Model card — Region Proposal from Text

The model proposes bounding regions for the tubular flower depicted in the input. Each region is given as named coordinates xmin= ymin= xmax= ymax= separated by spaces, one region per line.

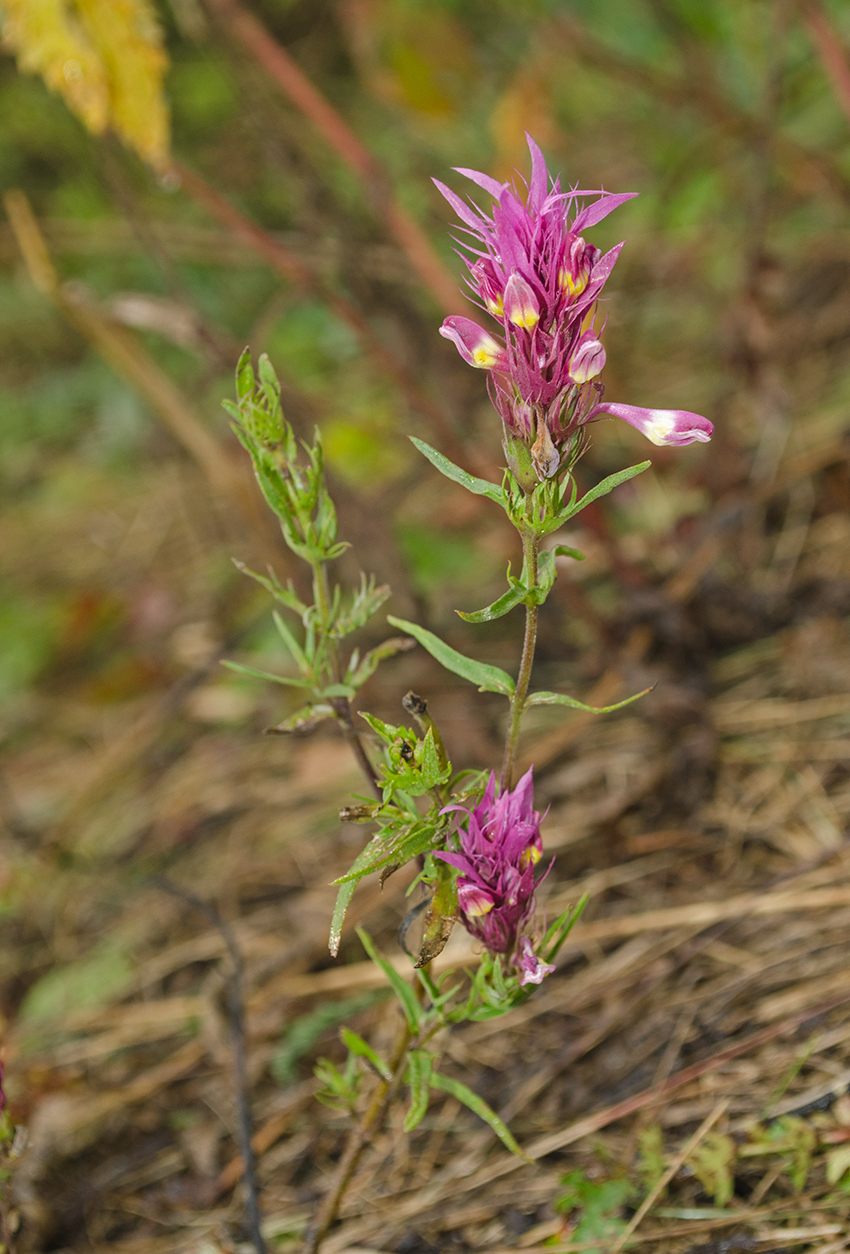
xmin=435 ymin=135 xmax=713 ymax=479
xmin=436 ymin=768 xmax=551 ymax=976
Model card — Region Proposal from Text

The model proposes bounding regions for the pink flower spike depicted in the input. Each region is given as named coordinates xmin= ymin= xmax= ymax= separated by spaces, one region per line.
xmin=516 ymin=937 xmax=556 ymax=987
xmin=504 ymin=273 xmax=540 ymax=328
xmin=440 ymin=316 xmax=507 ymax=370
xmin=593 ymin=403 xmax=714 ymax=447
xmin=569 ymin=335 xmax=606 ymax=384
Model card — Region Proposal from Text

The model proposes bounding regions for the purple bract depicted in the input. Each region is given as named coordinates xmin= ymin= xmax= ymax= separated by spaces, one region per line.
xmin=435 ymin=135 xmax=713 ymax=480
xmin=437 ymin=768 xmax=551 ymax=982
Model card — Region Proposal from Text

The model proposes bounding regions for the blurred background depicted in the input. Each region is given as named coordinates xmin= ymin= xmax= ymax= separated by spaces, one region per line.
xmin=3 ymin=1 xmax=850 ymax=1250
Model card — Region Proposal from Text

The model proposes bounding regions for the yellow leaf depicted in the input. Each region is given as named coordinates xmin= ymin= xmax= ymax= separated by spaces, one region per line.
xmin=1 ymin=0 xmax=170 ymax=168
xmin=1 ymin=0 xmax=109 ymax=133
xmin=76 ymin=0 xmax=169 ymax=168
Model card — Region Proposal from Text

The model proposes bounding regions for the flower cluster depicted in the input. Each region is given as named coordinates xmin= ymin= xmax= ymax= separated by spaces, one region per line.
xmin=437 ymin=768 xmax=555 ymax=986
xmin=435 ymin=135 xmax=713 ymax=482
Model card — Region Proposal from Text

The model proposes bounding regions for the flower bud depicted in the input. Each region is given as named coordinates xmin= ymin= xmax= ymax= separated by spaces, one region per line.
xmin=519 ymin=843 xmax=542 ymax=870
xmin=458 ymin=881 xmax=494 ymax=917
xmin=559 ymin=236 xmax=598 ymax=297
xmin=440 ymin=316 xmax=508 ymax=370
xmin=531 ymin=416 xmax=560 ymax=480
xmin=569 ymin=335 xmax=606 ymax=384
xmin=503 ymin=273 xmax=540 ymax=329
xmin=502 ymin=435 xmax=538 ymax=494
xmin=470 ymin=259 xmax=505 ymax=318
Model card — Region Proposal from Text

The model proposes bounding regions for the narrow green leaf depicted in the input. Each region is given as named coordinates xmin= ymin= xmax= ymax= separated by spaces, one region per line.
xmin=356 ymin=927 xmax=422 ymax=1030
xmin=524 ymin=686 xmax=651 ymax=714
xmin=541 ymin=894 xmax=589 ymax=963
xmin=272 ymin=611 xmax=310 ymax=674
xmin=410 ymin=438 xmax=504 ymax=504
xmin=549 ymin=461 xmax=650 ymax=531
xmin=221 ymin=659 xmax=313 ymax=689
xmin=235 ymin=346 xmax=254 ymax=399
xmin=346 ymin=636 xmax=414 ymax=690
xmin=329 ymin=880 xmax=356 ymax=956
xmin=552 ymin=544 xmax=586 ymax=562
xmin=457 ymin=582 xmax=528 ymax=623
xmin=332 ymin=820 xmax=440 ymax=884
xmin=429 ymin=1073 xmax=531 ymax=1161
xmin=264 ymin=703 xmax=335 ymax=735
xmin=232 ymin=560 xmax=307 ymax=614
xmin=386 ymin=616 xmax=514 ymax=697
xmin=317 ymin=682 xmax=356 ymax=699
xmin=340 ymin=1027 xmax=392 ymax=1081
xmin=404 ymin=1050 xmax=434 ymax=1132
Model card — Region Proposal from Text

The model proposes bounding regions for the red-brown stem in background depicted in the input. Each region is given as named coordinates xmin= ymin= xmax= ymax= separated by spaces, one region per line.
xmin=172 ymin=162 xmax=471 ymax=468
xmin=202 ymin=0 xmax=460 ymax=316
xmin=801 ymin=0 xmax=850 ymax=129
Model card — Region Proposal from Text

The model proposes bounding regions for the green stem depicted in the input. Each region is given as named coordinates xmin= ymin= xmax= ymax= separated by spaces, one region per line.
xmin=500 ymin=527 xmax=540 ymax=790
xmin=311 ymin=558 xmax=382 ymax=800
xmin=303 ymin=1014 xmax=441 ymax=1254
xmin=311 ymin=558 xmax=339 ymax=683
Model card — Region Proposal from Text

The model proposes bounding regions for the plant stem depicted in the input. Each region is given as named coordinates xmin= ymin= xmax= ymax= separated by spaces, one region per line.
xmin=332 ymin=695 xmax=382 ymax=800
xmin=303 ymin=1016 xmax=440 ymax=1253
xmin=500 ymin=527 xmax=540 ymax=789
xmin=310 ymin=559 xmax=382 ymax=800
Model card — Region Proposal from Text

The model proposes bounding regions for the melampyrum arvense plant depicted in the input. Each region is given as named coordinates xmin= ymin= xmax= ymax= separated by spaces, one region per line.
xmin=225 ymin=136 xmax=713 ymax=1252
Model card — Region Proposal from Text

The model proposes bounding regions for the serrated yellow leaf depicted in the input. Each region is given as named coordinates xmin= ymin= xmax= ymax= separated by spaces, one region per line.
xmin=1 ymin=0 xmax=170 ymax=168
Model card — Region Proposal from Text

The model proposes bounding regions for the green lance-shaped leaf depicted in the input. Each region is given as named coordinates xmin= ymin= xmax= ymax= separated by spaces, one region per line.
xmin=410 ymin=438 xmax=504 ymax=505
xmin=340 ymin=1027 xmax=393 ymax=1081
xmin=457 ymin=581 xmax=528 ymax=624
xmin=231 ymin=560 xmax=307 ymax=615
xmin=236 ymin=345 xmax=254 ymax=400
xmin=404 ymin=1049 xmax=434 ymax=1132
xmin=386 ymin=616 xmax=514 ymax=697
xmin=429 ymin=1072 xmax=532 ymax=1162
xmin=346 ymin=636 xmax=416 ymax=691
xmin=524 ymin=685 xmax=652 ymax=714
xmin=272 ymin=611 xmax=311 ymax=676
xmin=332 ymin=818 xmax=441 ymax=885
xmin=356 ymin=927 xmax=423 ymax=1031
xmin=264 ymin=703 xmax=335 ymax=735
xmin=221 ymin=660 xmax=313 ymax=689
xmin=329 ymin=880 xmax=357 ymax=957
xmin=540 ymin=893 xmax=589 ymax=964
xmin=545 ymin=461 xmax=650 ymax=534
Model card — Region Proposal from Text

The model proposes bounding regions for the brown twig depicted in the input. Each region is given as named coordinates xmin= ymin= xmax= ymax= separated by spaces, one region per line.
xmin=201 ymin=0 xmax=459 ymax=315
xmin=609 ymin=1098 xmax=730 ymax=1253
xmin=301 ymin=1017 xmax=416 ymax=1254
xmin=801 ymin=0 xmax=850 ymax=129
